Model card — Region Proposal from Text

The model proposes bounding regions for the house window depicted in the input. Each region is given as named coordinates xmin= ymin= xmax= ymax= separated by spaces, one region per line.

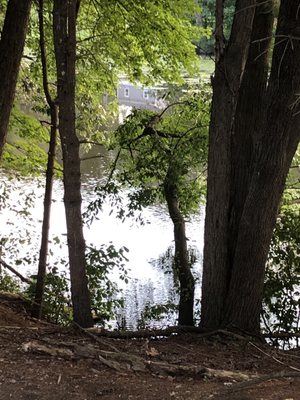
xmin=143 ymin=89 xmax=149 ymax=99
xmin=124 ymin=88 xmax=129 ymax=97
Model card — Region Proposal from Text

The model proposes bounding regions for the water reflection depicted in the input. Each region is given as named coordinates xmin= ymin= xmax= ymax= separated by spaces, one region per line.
xmin=0 ymin=171 xmax=204 ymax=328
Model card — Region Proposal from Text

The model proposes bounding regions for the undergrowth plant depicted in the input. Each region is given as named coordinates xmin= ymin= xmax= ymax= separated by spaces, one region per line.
xmin=86 ymin=244 xmax=129 ymax=326
xmin=26 ymin=267 xmax=71 ymax=325
xmin=263 ymin=206 xmax=300 ymax=347
xmin=0 ymin=271 xmax=21 ymax=293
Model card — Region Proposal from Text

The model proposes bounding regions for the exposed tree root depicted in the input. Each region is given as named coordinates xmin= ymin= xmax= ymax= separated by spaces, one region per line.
xmin=249 ymin=341 xmax=300 ymax=372
xmin=215 ymin=370 xmax=300 ymax=397
xmin=87 ymin=326 xmax=252 ymax=341
xmin=87 ymin=325 xmax=300 ymax=342
xmin=86 ymin=325 xmax=207 ymax=339
xmin=72 ymin=321 xmax=121 ymax=353
xmin=22 ymin=339 xmax=254 ymax=380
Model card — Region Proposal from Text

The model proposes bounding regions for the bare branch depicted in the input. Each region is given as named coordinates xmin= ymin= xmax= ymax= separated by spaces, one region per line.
xmin=156 ymin=101 xmax=190 ymax=120
xmin=105 ymin=148 xmax=122 ymax=186
xmin=79 ymin=140 xmax=104 ymax=146
xmin=0 ymin=258 xmax=31 ymax=284
xmin=80 ymin=155 xmax=104 ymax=162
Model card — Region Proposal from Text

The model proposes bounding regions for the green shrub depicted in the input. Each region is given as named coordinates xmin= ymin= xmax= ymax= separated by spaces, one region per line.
xmin=0 ymin=271 xmax=21 ymax=293
xmin=263 ymin=207 xmax=300 ymax=344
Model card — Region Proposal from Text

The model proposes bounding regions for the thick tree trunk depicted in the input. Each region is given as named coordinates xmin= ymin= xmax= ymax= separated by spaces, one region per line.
xmin=164 ymin=169 xmax=195 ymax=326
xmin=53 ymin=0 xmax=93 ymax=328
xmin=32 ymin=0 xmax=58 ymax=319
xmin=201 ymin=0 xmax=256 ymax=330
xmin=0 ymin=0 xmax=32 ymax=158
xmin=228 ymin=1 xmax=274 ymax=268
xmin=223 ymin=0 xmax=300 ymax=333
xmin=201 ymin=0 xmax=300 ymax=335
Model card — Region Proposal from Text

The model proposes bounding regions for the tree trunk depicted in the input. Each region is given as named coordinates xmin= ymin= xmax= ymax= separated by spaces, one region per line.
xmin=201 ymin=0 xmax=300 ymax=335
xmin=228 ymin=0 xmax=274 ymax=269
xmin=53 ymin=0 xmax=93 ymax=328
xmin=32 ymin=0 xmax=58 ymax=319
xmin=223 ymin=0 xmax=300 ymax=333
xmin=164 ymin=168 xmax=195 ymax=326
xmin=31 ymin=107 xmax=57 ymax=319
xmin=0 ymin=0 xmax=32 ymax=158
xmin=201 ymin=0 xmax=256 ymax=330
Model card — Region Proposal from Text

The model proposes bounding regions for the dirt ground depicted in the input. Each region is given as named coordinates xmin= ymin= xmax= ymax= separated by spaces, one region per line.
xmin=1 ymin=301 xmax=300 ymax=400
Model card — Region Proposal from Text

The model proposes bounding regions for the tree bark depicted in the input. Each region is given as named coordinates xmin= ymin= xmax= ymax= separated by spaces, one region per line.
xmin=223 ymin=0 xmax=300 ymax=333
xmin=201 ymin=0 xmax=256 ymax=330
xmin=0 ymin=0 xmax=32 ymax=158
xmin=201 ymin=0 xmax=300 ymax=335
xmin=53 ymin=0 xmax=93 ymax=328
xmin=32 ymin=0 xmax=58 ymax=319
xmin=164 ymin=167 xmax=195 ymax=326
xmin=227 ymin=0 xmax=274 ymax=298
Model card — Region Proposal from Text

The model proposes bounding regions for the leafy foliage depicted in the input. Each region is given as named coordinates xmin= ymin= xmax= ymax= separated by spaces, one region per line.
xmin=0 ymin=174 xmax=41 ymax=272
xmin=27 ymin=267 xmax=71 ymax=325
xmin=11 ymin=0 xmax=209 ymax=157
xmin=263 ymin=147 xmax=300 ymax=341
xmin=263 ymin=206 xmax=300 ymax=339
xmin=137 ymin=302 xmax=178 ymax=329
xmin=24 ymin=244 xmax=130 ymax=326
xmin=0 ymin=174 xmax=130 ymax=326
xmin=8 ymin=105 xmax=48 ymax=141
xmin=2 ymin=105 xmax=50 ymax=175
xmin=0 ymin=271 xmax=21 ymax=293
xmin=75 ymin=0 xmax=207 ymax=142
xmin=86 ymin=244 xmax=129 ymax=325
xmin=85 ymin=86 xmax=210 ymax=223
xmin=78 ymin=0 xmax=204 ymax=85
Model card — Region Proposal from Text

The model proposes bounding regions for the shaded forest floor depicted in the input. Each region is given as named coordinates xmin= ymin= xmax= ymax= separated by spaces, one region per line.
xmin=1 ymin=301 xmax=300 ymax=400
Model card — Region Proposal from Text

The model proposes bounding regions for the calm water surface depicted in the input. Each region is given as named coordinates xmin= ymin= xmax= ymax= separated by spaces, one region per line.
xmin=0 ymin=167 xmax=204 ymax=329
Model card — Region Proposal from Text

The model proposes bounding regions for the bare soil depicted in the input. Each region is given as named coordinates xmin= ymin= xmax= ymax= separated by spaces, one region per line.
xmin=1 ymin=301 xmax=300 ymax=400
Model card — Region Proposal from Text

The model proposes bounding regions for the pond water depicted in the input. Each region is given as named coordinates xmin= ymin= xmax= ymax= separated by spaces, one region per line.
xmin=0 ymin=161 xmax=205 ymax=329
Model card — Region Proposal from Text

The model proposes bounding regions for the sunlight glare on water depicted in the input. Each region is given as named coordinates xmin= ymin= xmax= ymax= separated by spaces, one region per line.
xmin=0 ymin=172 xmax=205 ymax=328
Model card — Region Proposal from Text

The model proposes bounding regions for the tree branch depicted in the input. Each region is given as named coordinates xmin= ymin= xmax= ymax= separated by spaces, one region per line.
xmin=80 ymin=155 xmax=104 ymax=162
xmin=79 ymin=140 xmax=104 ymax=146
xmin=0 ymin=258 xmax=31 ymax=284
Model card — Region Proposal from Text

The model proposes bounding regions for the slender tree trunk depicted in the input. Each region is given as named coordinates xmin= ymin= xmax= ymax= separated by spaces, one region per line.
xmin=0 ymin=0 xmax=32 ymax=158
xmin=31 ymin=109 xmax=57 ymax=319
xmin=164 ymin=168 xmax=195 ymax=326
xmin=32 ymin=0 xmax=58 ymax=319
xmin=53 ymin=0 xmax=93 ymax=328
